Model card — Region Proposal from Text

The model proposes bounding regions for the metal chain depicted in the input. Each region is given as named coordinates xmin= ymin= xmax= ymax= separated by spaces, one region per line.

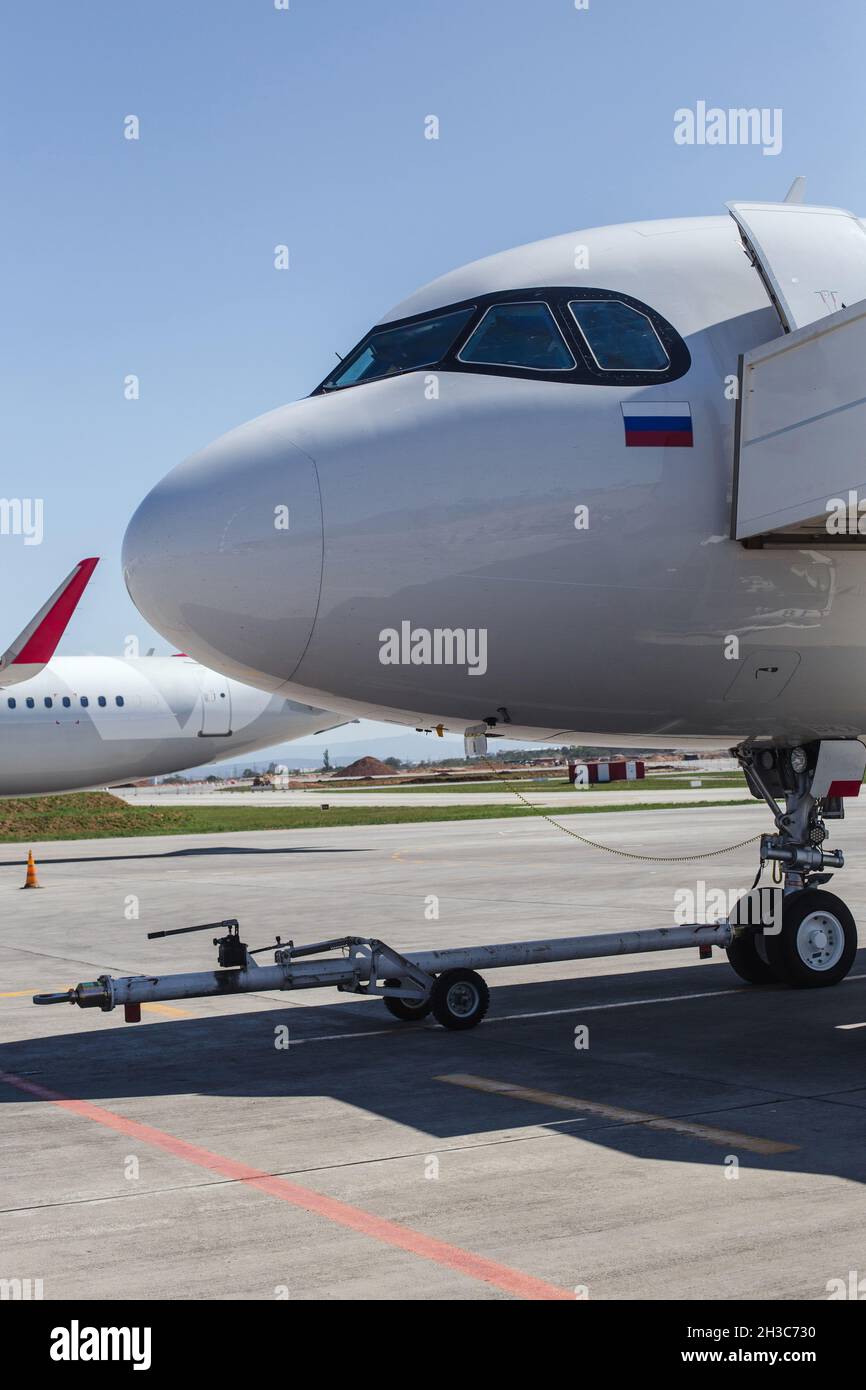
xmin=479 ymin=755 xmax=760 ymax=863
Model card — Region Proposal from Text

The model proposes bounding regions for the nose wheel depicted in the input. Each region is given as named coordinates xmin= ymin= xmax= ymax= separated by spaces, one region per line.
xmin=764 ymin=889 xmax=857 ymax=987
xmin=725 ymin=930 xmax=776 ymax=985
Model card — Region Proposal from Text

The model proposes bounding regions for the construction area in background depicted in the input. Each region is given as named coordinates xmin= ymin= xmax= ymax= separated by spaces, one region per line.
xmin=171 ymin=752 xmax=740 ymax=793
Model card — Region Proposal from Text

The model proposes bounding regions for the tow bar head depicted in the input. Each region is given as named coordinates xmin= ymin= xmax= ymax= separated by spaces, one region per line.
xmin=33 ymin=977 xmax=114 ymax=1010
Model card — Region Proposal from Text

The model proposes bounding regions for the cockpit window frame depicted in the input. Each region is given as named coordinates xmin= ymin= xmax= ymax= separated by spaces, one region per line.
xmin=319 ymin=305 xmax=478 ymax=393
xmin=567 ymin=298 xmax=671 ymax=374
xmin=311 ymin=285 xmax=690 ymax=393
xmin=456 ymin=300 xmax=576 ymax=373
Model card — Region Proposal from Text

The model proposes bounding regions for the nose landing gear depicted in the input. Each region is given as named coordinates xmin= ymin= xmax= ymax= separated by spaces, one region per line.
xmin=731 ymin=740 xmax=864 ymax=988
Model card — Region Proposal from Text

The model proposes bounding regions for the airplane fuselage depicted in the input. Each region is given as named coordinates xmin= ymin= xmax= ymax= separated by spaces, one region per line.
xmin=122 ymin=212 xmax=866 ymax=748
xmin=0 ymin=656 xmax=341 ymax=796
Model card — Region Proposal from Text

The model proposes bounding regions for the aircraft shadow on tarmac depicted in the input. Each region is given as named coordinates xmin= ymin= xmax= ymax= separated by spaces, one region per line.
xmin=0 ymin=845 xmax=372 ymax=868
xmin=3 ymin=952 xmax=866 ymax=1185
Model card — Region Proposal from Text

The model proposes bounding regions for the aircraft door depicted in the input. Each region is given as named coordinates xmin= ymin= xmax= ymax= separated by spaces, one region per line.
xmin=727 ymin=202 xmax=866 ymax=332
xmin=199 ymin=674 xmax=232 ymax=736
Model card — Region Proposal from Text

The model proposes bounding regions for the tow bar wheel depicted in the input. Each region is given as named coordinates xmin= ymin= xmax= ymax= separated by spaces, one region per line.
xmin=383 ymin=978 xmax=432 ymax=1022
xmin=430 ymin=968 xmax=490 ymax=1029
xmin=764 ymin=889 xmax=857 ymax=988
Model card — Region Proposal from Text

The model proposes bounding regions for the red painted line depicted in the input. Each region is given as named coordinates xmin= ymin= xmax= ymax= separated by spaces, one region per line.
xmin=0 ymin=1068 xmax=572 ymax=1301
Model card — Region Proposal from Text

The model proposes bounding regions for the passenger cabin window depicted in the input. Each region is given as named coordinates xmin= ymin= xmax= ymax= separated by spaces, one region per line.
xmin=568 ymin=299 xmax=669 ymax=371
xmin=7 ymin=698 xmax=15 ymax=709
xmin=62 ymin=697 xmax=70 ymax=707
xmin=26 ymin=697 xmax=34 ymax=708
xmin=458 ymin=303 xmax=575 ymax=371
xmin=44 ymin=697 xmax=52 ymax=708
xmin=322 ymin=307 xmax=475 ymax=391
xmin=80 ymin=696 xmax=89 ymax=708
xmin=116 ymin=696 xmax=124 ymax=707
xmin=97 ymin=696 xmax=106 ymax=707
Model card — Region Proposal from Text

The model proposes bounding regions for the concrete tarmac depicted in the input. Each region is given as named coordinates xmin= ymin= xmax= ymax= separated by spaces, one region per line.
xmin=2 ymin=802 xmax=865 ymax=1301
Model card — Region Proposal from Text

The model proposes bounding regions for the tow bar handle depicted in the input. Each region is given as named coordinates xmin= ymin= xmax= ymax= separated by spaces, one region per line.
xmin=147 ymin=918 xmax=239 ymax=941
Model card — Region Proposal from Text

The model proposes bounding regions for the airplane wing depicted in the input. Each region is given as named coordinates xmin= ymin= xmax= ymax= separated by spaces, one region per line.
xmin=0 ymin=556 xmax=99 ymax=686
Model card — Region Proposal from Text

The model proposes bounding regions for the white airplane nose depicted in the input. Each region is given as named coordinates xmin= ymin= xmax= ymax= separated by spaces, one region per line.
xmin=122 ymin=409 xmax=323 ymax=688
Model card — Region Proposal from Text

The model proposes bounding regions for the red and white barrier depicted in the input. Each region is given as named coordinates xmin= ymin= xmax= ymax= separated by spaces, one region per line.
xmin=568 ymin=759 xmax=645 ymax=786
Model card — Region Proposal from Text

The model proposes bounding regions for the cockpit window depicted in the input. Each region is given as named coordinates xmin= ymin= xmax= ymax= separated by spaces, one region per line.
xmin=568 ymin=299 xmax=669 ymax=371
xmin=458 ymin=302 xmax=575 ymax=371
xmin=312 ymin=286 xmax=689 ymax=394
xmin=322 ymin=307 xmax=475 ymax=391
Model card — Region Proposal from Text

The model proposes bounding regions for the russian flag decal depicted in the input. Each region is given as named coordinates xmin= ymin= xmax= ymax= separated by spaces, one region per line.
xmin=622 ymin=402 xmax=693 ymax=448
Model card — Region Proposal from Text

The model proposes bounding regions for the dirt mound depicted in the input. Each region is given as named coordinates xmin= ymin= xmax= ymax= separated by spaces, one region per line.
xmin=337 ymin=756 xmax=395 ymax=779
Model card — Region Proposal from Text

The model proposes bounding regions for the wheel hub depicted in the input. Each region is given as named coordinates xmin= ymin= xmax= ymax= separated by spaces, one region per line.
xmin=447 ymin=981 xmax=479 ymax=1017
xmin=795 ymin=911 xmax=844 ymax=971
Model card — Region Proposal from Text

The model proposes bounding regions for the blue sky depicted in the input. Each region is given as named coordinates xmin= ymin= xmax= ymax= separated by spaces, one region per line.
xmin=2 ymin=0 xmax=863 ymax=746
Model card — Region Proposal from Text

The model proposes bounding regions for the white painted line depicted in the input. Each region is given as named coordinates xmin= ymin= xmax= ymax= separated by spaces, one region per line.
xmin=287 ymin=987 xmax=747 ymax=1044
xmin=488 ymin=988 xmax=746 ymax=1020
xmin=485 ymin=970 xmax=866 ymax=1023
xmin=286 ymin=974 xmax=866 ymax=1045
xmin=291 ymin=1027 xmax=400 ymax=1045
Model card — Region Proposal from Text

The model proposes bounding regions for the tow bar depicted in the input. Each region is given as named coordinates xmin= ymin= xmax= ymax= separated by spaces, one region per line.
xmin=33 ymin=917 xmax=734 ymax=1030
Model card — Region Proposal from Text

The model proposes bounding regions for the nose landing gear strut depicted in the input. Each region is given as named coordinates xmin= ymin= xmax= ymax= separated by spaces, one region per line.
xmin=731 ymin=739 xmax=864 ymax=987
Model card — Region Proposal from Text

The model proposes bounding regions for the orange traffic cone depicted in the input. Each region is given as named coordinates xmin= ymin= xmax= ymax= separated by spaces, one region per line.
xmin=21 ymin=849 xmax=41 ymax=889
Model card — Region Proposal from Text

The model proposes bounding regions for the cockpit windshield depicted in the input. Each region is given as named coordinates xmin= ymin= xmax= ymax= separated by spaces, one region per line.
xmin=321 ymin=307 xmax=475 ymax=391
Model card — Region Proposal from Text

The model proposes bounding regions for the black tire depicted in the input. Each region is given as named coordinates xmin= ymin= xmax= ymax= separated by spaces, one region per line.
xmin=430 ymin=968 xmax=490 ymax=1030
xmin=763 ymin=889 xmax=857 ymax=988
xmin=383 ymin=979 xmax=431 ymax=1022
xmin=726 ymin=932 xmax=777 ymax=985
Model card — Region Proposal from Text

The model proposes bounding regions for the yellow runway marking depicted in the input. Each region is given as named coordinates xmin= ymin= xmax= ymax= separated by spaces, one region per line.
xmin=1 ymin=987 xmax=72 ymax=998
xmin=391 ymin=849 xmax=430 ymax=866
xmin=1 ymin=991 xmax=190 ymax=1017
xmin=436 ymin=1073 xmax=799 ymax=1156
